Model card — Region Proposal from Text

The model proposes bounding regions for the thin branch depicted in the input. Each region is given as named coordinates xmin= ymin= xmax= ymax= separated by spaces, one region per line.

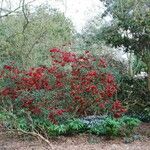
xmin=25 ymin=30 xmax=47 ymax=59
xmin=0 ymin=0 xmax=4 ymax=16
xmin=0 ymin=0 xmax=36 ymax=18
xmin=17 ymin=129 xmax=54 ymax=150
xmin=0 ymin=6 xmax=20 ymax=18
xmin=22 ymin=0 xmax=29 ymax=32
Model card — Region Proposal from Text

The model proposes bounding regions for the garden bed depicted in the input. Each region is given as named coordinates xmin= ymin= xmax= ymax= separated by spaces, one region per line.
xmin=0 ymin=123 xmax=149 ymax=150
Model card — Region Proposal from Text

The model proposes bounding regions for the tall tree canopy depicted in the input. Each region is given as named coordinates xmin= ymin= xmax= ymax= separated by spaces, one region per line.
xmin=92 ymin=0 xmax=150 ymax=90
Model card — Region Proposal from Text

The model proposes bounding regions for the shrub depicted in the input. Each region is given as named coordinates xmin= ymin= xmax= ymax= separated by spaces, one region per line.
xmin=0 ymin=49 xmax=126 ymax=135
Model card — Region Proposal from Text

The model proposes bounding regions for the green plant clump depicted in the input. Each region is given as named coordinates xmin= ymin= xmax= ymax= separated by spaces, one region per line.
xmin=90 ymin=116 xmax=141 ymax=137
xmin=0 ymin=110 xmax=141 ymax=138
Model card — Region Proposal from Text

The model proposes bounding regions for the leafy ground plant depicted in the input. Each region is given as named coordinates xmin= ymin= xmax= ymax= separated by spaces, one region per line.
xmin=0 ymin=110 xmax=141 ymax=141
xmin=89 ymin=116 xmax=141 ymax=137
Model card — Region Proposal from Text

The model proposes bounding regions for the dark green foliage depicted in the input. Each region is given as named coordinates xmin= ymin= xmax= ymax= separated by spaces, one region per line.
xmin=47 ymin=124 xmax=67 ymax=136
xmin=84 ymin=0 xmax=150 ymax=91
xmin=90 ymin=116 xmax=140 ymax=137
xmin=43 ymin=119 xmax=88 ymax=136
xmin=65 ymin=119 xmax=88 ymax=134
xmin=90 ymin=118 xmax=121 ymax=136
xmin=118 ymin=75 xmax=150 ymax=122
xmin=100 ymin=0 xmax=150 ymax=91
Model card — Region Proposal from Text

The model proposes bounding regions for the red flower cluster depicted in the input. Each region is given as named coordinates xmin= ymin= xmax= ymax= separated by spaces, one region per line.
xmin=49 ymin=49 xmax=126 ymax=116
xmin=112 ymin=100 xmax=126 ymax=118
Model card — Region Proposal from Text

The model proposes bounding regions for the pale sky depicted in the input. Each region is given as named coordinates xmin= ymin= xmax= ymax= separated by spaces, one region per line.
xmin=1 ymin=0 xmax=104 ymax=32
xmin=32 ymin=0 xmax=104 ymax=32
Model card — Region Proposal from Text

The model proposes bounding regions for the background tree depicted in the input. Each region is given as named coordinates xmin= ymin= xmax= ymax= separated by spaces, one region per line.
xmin=98 ymin=0 xmax=150 ymax=91
xmin=0 ymin=3 xmax=73 ymax=68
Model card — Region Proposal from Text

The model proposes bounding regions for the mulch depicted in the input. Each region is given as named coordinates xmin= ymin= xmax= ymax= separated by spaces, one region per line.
xmin=0 ymin=123 xmax=149 ymax=150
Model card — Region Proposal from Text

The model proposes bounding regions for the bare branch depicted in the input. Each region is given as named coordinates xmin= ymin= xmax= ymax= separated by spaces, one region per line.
xmin=17 ymin=129 xmax=54 ymax=150
xmin=0 ymin=6 xmax=20 ymax=18
xmin=26 ymin=30 xmax=47 ymax=59
xmin=22 ymin=0 xmax=29 ymax=32
xmin=0 ymin=0 xmax=4 ymax=16
xmin=0 ymin=0 xmax=36 ymax=18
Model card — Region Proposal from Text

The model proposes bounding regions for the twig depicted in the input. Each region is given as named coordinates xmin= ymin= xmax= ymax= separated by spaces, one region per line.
xmin=17 ymin=129 xmax=54 ymax=150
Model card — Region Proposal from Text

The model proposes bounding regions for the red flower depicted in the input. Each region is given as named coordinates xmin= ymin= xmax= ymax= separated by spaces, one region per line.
xmin=90 ymin=85 xmax=96 ymax=89
xmin=56 ymin=80 xmax=64 ymax=88
xmin=30 ymin=106 xmax=41 ymax=115
xmin=87 ymin=70 xmax=97 ymax=77
xmin=50 ymin=48 xmax=61 ymax=53
xmin=85 ymin=86 xmax=91 ymax=92
xmin=62 ymin=52 xmax=76 ymax=63
xmin=105 ymin=85 xmax=117 ymax=97
xmin=55 ymin=109 xmax=65 ymax=116
xmin=33 ymin=72 xmax=43 ymax=79
xmin=55 ymin=72 xmax=65 ymax=79
xmin=74 ymin=96 xmax=81 ymax=100
xmin=1 ymin=88 xmax=11 ymax=96
xmin=48 ymin=113 xmax=57 ymax=124
xmin=114 ymin=112 xmax=121 ymax=118
xmin=22 ymin=99 xmax=34 ymax=108
xmin=112 ymin=100 xmax=126 ymax=118
xmin=112 ymin=100 xmax=122 ymax=110
xmin=3 ymin=65 xmax=12 ymax=70
xmin=99 ymin=103 xmax=105 ymax=109
xmin=106 ymin=73 xmax=114 ymax=83
xmin=48 ymin=66 xmax=57 ymax=73
xmin=12 ymin=68 xmax=20 ymax=74
xmin=99 ymin=58 xmax=107 ymax=68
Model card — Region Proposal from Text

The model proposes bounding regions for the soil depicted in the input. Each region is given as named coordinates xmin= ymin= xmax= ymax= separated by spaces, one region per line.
xmin=0 ymin=123 xmax=149 ymax=150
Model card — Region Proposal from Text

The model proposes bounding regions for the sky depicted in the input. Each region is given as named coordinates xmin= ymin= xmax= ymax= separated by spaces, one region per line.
xmin=36 ymin=0 xmax=104 ymax=32
xmin=1 ymin=0 xmax=104 ymax=32
xmin=60 ymin=0 xmax=104 ymax=32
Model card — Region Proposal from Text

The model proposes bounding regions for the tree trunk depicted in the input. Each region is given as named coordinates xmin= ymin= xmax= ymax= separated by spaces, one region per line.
xmin=148 ymin=64 xmax=150 ymax=92
xmin=127 ymin=52 xmax=133 ymax=77
xmin=142 ymin=53 xmax=150 ymax=92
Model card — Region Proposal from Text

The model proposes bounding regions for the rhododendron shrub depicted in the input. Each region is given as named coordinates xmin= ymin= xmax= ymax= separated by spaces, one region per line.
xmin=0 ymin=48 xmax=126 ymax=124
